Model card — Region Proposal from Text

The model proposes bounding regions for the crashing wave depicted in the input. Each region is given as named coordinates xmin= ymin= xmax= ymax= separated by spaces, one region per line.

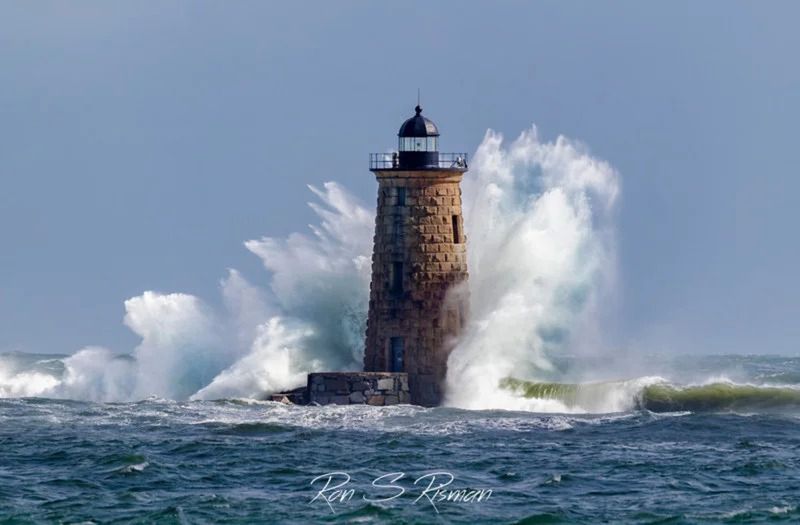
xmin=500 ymin=377 xmax=800 ymax=413
xmin=2 ymin=124 xmax=621 ymax=405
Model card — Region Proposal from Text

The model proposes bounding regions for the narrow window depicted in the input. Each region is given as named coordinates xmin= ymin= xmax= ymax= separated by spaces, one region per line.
xmin=451 ymin=215 xmax=461 ymax=244
xmin=397 ymin=187 xmax=406 ymax=206
xmin=391 ymin=262 xmax=403 ymax=295
xmin=392 ymin=218 xmax=403 ymax=243
xmin=390 ymin=337 xmax=405 ymax=372
xmin=448 ymin=307 xmax=458 ymax=331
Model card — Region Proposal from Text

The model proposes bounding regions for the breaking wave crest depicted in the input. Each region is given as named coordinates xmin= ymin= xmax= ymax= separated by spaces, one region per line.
xmin=501 ymin=377 xmax=800 ymax=413
xmin=444 ymin=127 xmax=619 ymax=409
xmin=1 ymin=183 xmax=374 ymax=402
xmin=4 ymin=124 xmax=623 ymax=407
xmin=6 ymin=350 xmax=800 ymax=415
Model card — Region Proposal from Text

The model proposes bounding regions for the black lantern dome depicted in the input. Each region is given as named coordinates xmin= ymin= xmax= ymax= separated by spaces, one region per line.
xmin=398 ymin=105 xmax=439 ymax=138
xmin=396 ymin=105 xmax=439 ymax=169
xmin=368 ymin=104 xmax=467 ymax=172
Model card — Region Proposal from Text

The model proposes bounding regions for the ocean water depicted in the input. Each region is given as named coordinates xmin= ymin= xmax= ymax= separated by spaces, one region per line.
xmin=2 ymin=354 xmax=800 ymax=524
xmin=0 ymin=128 xmax=791 ymax=523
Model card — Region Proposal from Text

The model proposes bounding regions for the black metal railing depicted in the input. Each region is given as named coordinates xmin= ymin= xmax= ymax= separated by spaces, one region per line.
xmin=369 ymin=152 xmax=469 ymax=171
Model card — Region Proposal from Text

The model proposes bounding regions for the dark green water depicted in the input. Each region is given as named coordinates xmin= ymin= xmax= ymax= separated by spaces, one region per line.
xmin=2 ymin=355 xmax=800 ymax=523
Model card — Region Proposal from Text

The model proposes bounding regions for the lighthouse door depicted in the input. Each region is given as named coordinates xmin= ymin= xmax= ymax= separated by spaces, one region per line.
xmin=390 ymin=337 xmax=405 ymax=372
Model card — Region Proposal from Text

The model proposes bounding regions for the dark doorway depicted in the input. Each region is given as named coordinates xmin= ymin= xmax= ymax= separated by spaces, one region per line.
xmin=390 ymin=337 xmax=405 ymax=372
xmin=391 ymin=262 xmax=403 ymax=295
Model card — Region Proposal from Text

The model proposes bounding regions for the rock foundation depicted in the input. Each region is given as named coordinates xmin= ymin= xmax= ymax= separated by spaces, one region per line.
xmin=307 ymin=372 xmax=410 ymax=406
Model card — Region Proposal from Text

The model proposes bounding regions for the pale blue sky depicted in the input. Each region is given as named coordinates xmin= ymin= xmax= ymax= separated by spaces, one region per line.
xmin=1 ymin=1 xmax=798 ymax=355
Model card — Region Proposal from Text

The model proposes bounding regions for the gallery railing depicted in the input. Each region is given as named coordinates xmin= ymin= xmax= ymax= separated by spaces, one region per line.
xmin=369 ymin=152 xmax=469 ymax=171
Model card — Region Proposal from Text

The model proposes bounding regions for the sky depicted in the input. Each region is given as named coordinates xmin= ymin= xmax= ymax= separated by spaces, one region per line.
xmin=1 ymin=1 xmax=798 ymax=356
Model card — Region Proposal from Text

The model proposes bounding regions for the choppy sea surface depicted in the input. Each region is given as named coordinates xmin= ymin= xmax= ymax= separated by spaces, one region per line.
xmin=2 ymin=354 xmax=800 ymax=524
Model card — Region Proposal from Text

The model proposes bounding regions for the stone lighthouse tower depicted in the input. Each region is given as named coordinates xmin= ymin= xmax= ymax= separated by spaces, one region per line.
xmin=364 ymin=105 xmax=469 ymax=406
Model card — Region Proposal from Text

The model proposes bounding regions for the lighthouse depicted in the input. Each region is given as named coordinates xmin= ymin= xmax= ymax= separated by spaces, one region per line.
xmin=273 ymin=105 xmax=470 ymax=407
xmin=363 ymin=105 xmax=469 ymax=406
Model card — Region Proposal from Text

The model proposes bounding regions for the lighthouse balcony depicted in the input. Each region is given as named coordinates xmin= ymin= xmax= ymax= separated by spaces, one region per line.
xmin=370 ymin=152 xmax=468 ymax=172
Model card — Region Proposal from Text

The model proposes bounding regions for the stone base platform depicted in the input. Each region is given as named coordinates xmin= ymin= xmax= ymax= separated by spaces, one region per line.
xmin=309 ymin=372 xmax=410 ymax=405
xmin=269 ymin=372 xmax=411 ymax=406
xmin=268 ymin=386 xmax=307 ymax=405
xmin=263 ymin=372 xmax=411 ymax=406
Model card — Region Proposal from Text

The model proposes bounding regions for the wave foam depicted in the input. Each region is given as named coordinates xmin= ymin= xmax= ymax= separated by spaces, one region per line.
xmin=445 ymin=128 xmax=619 ymax=409
xmin=4 ymin=125 xmax=622 ymax=408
